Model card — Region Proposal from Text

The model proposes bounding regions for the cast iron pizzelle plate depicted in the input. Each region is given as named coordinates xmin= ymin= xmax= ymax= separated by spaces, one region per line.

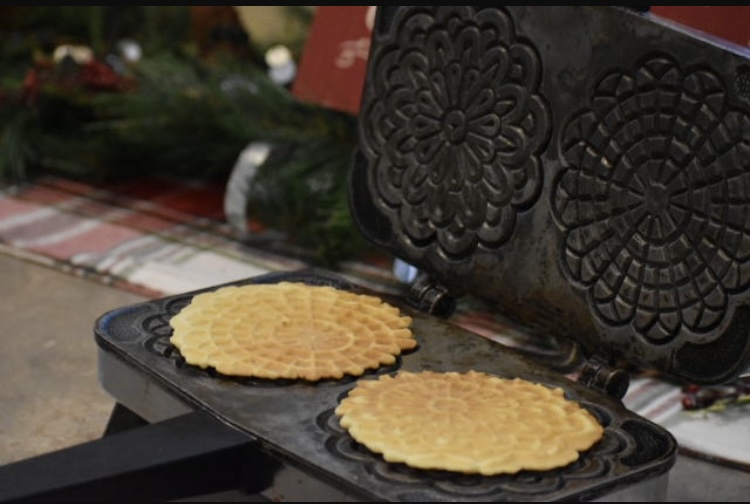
xmin=95 ymin=270 xmax=676 ymax=502
xmin=349 ymin=6 xmax=750 ymax=384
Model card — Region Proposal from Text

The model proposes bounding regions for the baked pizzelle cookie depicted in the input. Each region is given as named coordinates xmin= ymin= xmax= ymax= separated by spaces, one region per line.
xmin=335 ymin=370 xmax=604 ymax=475
xmin=169 ymin=282 xmax=416 ymax=381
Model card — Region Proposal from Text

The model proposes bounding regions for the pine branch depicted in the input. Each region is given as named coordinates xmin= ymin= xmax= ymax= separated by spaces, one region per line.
xmin=0 ymin=8 xmax=371 ymax=264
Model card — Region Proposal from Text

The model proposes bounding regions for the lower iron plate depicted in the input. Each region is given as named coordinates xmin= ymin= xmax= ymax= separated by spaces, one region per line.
xmin=94 ymin=269 xmax=677 ymax=502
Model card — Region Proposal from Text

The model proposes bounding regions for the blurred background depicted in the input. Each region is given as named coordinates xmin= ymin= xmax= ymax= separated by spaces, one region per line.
xmin=0 ymin=6 xmax=377 ymax=267
xmin=0 ymin=7 xmax=749 ymax=501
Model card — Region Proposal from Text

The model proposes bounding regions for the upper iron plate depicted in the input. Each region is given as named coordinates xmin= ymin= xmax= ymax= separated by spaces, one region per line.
xmin=349 ymin=6 xmax=750 ymax=384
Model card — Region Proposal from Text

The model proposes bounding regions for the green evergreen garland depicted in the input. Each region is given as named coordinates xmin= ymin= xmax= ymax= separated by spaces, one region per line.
xmin=0 ymin=6 xmax=372 ymax=266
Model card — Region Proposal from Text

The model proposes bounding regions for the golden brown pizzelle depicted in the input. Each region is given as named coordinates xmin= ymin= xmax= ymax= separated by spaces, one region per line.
xmin=335 ymin=370 xmax=605 ymax=475
xmin=169 ymin=281 xmax=416 ymax=381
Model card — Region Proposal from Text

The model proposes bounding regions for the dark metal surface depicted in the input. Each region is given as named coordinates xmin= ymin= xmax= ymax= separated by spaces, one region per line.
xmin=349 ymin=5 xmax=750 ymax=385
xmin=94 ymin=270 xmax=677 ymax=502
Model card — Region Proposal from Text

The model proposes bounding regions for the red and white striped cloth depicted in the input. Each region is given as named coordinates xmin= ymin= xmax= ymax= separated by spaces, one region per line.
xmin=1 ymin=175 xmax=747 ymax=470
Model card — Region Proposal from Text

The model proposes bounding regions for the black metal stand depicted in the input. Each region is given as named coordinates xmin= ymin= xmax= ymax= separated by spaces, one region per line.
xmin=103 ymin=403 xmax=149 ymax=437
xmin=0 ymin=405 xmax=273 ymax=502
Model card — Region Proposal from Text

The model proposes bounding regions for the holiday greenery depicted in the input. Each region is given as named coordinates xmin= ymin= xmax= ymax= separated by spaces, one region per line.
xmin=0 ymin=6 xmax=371 ymax=266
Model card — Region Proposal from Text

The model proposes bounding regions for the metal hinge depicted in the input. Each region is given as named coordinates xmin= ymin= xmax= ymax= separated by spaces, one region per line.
xmin=405 ymin=273 xmax=457 ymax=318
xmin=576 ymin=353 xmax=631 ymax=400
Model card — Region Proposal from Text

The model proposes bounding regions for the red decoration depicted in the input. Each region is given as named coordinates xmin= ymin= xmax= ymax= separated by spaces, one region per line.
xmin=651 ymin=6 xmax=750 ymax=47
xmin=79 ymin=60 xmax=127 ymax=92
xmin=291 ymin=6 xmax=375 ymax=115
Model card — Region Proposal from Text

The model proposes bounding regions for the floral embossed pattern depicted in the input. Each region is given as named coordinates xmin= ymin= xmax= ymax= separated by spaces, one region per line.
xmin=552 ymin=56 xmax=750 ymax=342
xmin=360 ymin=6 xmax=550 ymax=258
